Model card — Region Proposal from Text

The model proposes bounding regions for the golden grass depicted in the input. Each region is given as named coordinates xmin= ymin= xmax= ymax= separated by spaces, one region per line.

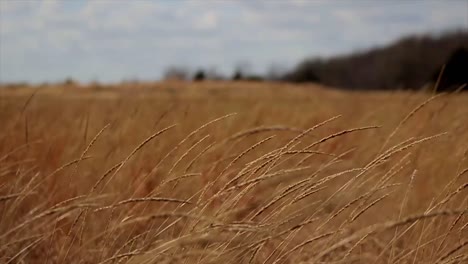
xmin=0 ymin=81 xmax=467 ymax=263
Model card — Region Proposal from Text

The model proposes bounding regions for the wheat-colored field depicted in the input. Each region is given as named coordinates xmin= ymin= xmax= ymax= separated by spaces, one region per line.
xmin=0 ymin=81 xmax=467 ymax=263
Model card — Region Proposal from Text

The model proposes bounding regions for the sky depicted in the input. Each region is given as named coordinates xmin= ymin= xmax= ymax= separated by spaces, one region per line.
xmin=0 ymin=0 xmax=467 ymax=84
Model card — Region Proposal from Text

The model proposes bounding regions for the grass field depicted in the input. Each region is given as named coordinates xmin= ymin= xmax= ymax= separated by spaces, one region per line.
xmin=1 ymin=81 xmax=467 ymax=263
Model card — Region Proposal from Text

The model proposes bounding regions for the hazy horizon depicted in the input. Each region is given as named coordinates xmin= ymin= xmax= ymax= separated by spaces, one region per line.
xmin=1 ymin=0 xmax=467 ymax=84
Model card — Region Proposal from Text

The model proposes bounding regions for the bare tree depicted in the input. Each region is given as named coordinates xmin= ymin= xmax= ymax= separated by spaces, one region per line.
xmin=163 ymin=66 xmax=190 ymax=81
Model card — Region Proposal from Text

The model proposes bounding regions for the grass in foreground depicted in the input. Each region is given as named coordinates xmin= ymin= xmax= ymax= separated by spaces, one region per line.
xmin=0 ymin=82 xmax=467 ymax=263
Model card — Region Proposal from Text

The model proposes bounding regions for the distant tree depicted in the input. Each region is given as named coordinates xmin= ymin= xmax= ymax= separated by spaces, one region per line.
xmin=245 ymin=75 xmax=264 ymax=82
xmin=284 ymin=30 xmax=468 ymax=90
xmin=205 ymin=67 xmax=225 ymax=80
xmin=284 ymin=59 xmax=321 ymax=83
xmin=266 ymin=63 xmax=287 ymax=81
xmin=232 ymin=61 xmax=255 ymax=81
xmin=232 ymin=70 xmax=243 ymax=81
xmin=231 ymin=61 xmax=266 ymax=81
xmin=193 ymin=69 xmax=206 ymax=81
xmin=63 ymin=77 xmax=77 ymax=86
xmin=164 ymin=66 xmax=189 ymax=81
xmin=433 ymin=47 xmax=468 ymax=91
xmin=232 ymin=70 xmax=264 ymax=82
xmin=63 ymin=77 xmax=76 ymax=86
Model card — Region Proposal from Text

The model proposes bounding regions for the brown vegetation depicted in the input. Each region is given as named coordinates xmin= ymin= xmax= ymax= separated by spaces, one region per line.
xmin=0 ymin=81 xmax=467 ymax=263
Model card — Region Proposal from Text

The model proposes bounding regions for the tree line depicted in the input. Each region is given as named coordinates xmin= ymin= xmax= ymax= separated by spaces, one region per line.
xmin=169 ymin=30 xmax=467 ymax=91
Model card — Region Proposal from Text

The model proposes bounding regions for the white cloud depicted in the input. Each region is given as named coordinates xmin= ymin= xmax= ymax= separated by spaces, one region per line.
xmin=81 ymin=1 xmax=160 ymax=31
xmin=0 ymin=0 xmax=35 ymax=13
xmin=195 ymin=11 xmax=219 ymax=30
xmin=0 ymin=0 xmax=466 ymax=83
xmin=37 ymin=0 xmax=60 ymax=17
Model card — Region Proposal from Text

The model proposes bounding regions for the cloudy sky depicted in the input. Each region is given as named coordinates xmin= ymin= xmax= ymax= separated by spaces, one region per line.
xmin=0 ymin=0 xmax=467 ymax=84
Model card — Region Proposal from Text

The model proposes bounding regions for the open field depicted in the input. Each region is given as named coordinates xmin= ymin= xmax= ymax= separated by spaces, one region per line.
xmin=1 ymin=81 xmax=467 ymax=263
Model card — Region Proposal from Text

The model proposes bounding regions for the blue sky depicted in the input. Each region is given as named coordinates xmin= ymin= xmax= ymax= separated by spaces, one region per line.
xmin=0 ymin=0 xmax=467 ymax=84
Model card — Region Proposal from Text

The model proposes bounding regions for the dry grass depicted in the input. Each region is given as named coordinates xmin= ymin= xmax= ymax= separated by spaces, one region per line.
xmin=1 ymin=81 xmax=467 ymax=263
